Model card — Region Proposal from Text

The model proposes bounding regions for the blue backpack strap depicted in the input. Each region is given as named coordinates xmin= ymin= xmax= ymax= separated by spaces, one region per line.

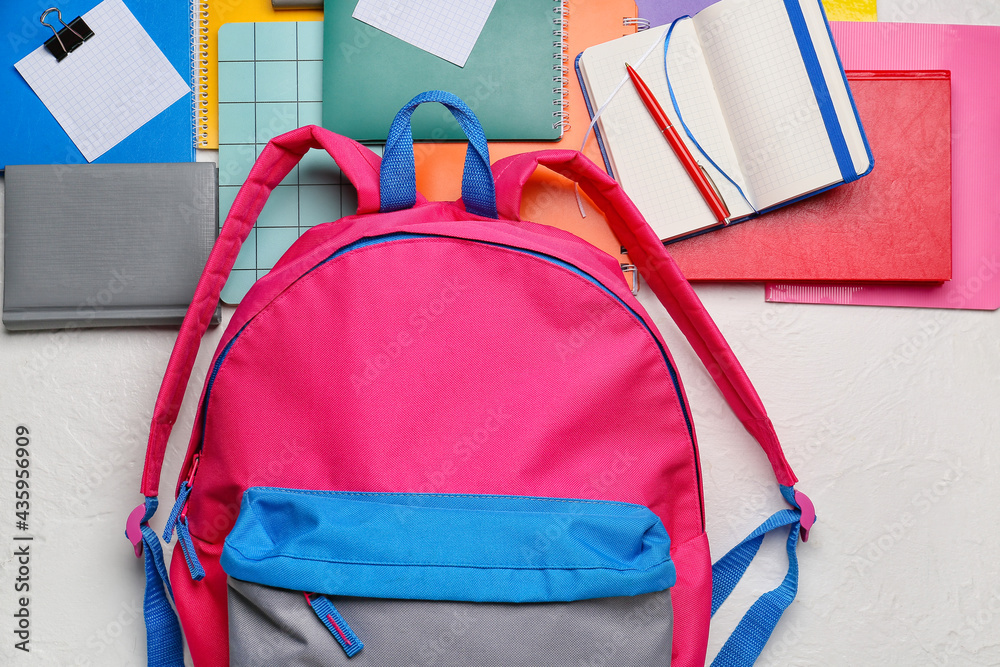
xmin=380 ymin=90 xmax=498 ymax=218
xmin=710 ymin=486 xmax=816 ymax=666
xmin=127 ymin=498 xmax=186 ymax=666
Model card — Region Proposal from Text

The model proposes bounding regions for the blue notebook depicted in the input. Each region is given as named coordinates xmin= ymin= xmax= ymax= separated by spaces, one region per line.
xmin=0 ymin=0 xmax=194 ymax=169
xmin=575 ymin=0 xmax=873 ymax=241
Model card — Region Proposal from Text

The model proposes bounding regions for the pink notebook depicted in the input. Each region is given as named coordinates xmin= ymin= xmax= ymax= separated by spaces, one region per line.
xmin=767 ymin=22 xmax=1000 ymax=311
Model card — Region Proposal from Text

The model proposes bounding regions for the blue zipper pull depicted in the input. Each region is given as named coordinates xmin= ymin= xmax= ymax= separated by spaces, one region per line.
xmin=161 ymin=455 xmax=205 ymax=580
xmin=163 ymin=454 xmax=199 ymax=543
xmin=304 ymin=592 xmax=363 ymax=657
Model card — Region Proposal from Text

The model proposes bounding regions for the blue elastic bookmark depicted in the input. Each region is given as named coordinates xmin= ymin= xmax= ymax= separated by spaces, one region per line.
xmin=662 ymin=18 xmax=757 ymax=215
xmin=780 ymin=0 xmax=857 ymax=182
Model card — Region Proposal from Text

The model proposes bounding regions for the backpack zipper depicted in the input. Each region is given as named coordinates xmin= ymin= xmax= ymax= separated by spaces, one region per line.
xmin=202 ymin=232 xmax=691 ymax=442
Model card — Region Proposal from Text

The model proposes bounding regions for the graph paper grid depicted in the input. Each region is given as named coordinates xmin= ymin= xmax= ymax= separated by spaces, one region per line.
xmin=217 ymin=21 xmax=381 ymax=304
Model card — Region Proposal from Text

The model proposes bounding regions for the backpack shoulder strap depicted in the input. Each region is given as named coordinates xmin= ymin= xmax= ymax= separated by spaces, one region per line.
xmin=130 ymin=126 xmax=385 ymax=667
xmin=140 ymin=126 xmax=385 ymax=499
xmin=492 ymin=149 xmax=815 ymax=667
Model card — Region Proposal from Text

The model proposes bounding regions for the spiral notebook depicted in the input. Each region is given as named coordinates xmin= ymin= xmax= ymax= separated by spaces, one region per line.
xmin=322 ymin=0 xmax=568 ymax=142
xmin=216 ymin=21 xmax=377 ymax=304
xmin=193 ymin=0 xmax=322 ymax=149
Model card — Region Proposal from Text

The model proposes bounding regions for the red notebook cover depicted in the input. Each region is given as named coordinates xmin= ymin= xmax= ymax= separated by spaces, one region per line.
xmin=667 ymin=70 xmax=951 ymax=282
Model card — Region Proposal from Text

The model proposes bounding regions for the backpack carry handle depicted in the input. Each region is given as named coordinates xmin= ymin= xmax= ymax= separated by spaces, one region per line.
xmin=380 ymin=90 xmax=498 ymax=219
xmin=492 ymin=148 xmax=796 ymax=488
xmin=140 ymin=126 xmax=384 ymax=499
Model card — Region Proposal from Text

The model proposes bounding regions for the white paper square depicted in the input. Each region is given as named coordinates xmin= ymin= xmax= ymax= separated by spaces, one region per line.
xmin=352 ymin=0 xmax=497 ymax=67
xmin=15 ymin=0 xmax=190 ymax=162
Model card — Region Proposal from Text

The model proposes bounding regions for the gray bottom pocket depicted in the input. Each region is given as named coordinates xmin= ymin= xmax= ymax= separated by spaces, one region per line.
xmin=228 ymin=578 xmax=673 ymax=666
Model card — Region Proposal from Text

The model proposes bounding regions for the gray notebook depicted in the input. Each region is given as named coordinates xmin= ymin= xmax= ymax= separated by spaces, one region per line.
xmin=3 ymin=163 xmax=219 ymax=331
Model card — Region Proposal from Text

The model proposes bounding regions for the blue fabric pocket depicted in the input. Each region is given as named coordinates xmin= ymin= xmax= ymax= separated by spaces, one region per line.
xmin=221 ymin=488 xmax=676 ymax=603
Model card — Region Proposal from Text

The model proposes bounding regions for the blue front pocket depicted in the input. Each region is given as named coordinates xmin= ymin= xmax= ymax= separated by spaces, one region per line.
xmin=222 ymin=488 xmax=676 ymax=604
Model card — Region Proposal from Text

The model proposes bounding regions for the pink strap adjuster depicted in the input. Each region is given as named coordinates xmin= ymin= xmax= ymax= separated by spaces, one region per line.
xmin=126 ymin=504 xmax=146 ymax=558
xmin=794 ymin=490 xmax=816 ymax=542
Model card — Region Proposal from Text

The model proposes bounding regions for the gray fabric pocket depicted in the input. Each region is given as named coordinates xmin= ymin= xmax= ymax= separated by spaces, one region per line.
xmin=228 ymin=577 xmax=673 ymax=666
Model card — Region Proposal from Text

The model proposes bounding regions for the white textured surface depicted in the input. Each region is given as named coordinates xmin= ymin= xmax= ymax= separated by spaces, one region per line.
xmin=645 ymin=284 xmax=1000 ymax=666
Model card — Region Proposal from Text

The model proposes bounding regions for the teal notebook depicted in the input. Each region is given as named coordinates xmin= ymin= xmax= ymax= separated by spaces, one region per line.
xmin=321 ymin=0 xmax=568 ymax=142
xmin=217 ymin=21 xmax=380 ymax=304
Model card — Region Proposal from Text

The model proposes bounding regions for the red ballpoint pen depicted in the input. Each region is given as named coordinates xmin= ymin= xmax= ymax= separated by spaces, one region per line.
xmin=625 ymin=63 xmax=730 ymax=224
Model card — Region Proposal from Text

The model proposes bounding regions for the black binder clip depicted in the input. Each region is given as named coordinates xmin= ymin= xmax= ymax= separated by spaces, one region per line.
xmin=40 ymin=7 xmax=94 ymax=62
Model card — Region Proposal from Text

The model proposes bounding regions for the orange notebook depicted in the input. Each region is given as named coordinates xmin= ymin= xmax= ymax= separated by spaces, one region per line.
xmin=667 ymin=70 xmax=952 ymax=283
xmin=413 ymin=1 xmax=641 ymax=269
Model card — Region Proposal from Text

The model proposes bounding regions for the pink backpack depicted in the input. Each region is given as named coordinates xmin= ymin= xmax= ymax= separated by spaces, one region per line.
xmin=128 ymin=92 xmax=814 ymax=666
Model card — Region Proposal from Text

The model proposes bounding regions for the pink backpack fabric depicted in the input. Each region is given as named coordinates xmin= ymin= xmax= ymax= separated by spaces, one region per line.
xmin=129 ymin=93 xmax=813 ymax=667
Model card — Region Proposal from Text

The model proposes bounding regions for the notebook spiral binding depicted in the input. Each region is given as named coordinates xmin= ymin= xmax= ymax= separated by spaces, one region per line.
xmin=623 ymin=17 xmax=652 ymax=31
xmin=552 ymin=0 xmax=570 ymax=133
xmin=192 ymin=0 xmax=211 ymax=148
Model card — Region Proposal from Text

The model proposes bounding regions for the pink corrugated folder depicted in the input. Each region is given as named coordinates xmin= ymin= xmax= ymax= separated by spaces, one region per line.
xmin=767 ymin=22 xmax=1000 ymax=310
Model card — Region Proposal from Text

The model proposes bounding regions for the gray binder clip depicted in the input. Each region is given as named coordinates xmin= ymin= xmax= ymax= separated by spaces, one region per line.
xmin=40 ymin=7 xmax=94 ymax=62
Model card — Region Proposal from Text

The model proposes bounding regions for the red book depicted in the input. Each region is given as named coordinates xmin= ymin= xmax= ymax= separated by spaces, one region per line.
xmin=668 ymin=70 xmax=951 ymax=283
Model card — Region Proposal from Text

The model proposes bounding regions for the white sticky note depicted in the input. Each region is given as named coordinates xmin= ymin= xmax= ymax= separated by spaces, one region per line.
xmin=15 ymin=0 xmax=189 ymax=162
xmin=352 ymin=0 xmax=497 ymax=67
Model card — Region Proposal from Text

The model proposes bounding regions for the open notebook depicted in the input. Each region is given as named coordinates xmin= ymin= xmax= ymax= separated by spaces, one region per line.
xmin=577 ymin=0 xmax=872 ymax=240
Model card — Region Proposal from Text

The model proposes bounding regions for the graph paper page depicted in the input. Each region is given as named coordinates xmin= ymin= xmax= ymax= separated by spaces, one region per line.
xmin=579 ymin=24 xmax=753 ymax=240
xmin=14 ymin=0 xmax=189 ymax=162
xmin=353 ymin=0 xmax=497 ymax=67
xmin=693 ymin=0 xmax=842 ymax=208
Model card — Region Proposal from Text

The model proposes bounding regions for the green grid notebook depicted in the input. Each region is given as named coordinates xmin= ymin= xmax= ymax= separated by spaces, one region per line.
xmin=217 ymin=21 xmax=382 ymax=304
xmin=322 ymin=0 xmax=568 ymax=142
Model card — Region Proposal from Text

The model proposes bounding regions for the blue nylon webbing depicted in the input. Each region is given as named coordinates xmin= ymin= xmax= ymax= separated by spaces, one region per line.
xmin=309 ymin=593 xmax=364 ymax=657
xmin=379 ymin=91 xmax=497 ymax=218
xmin=176 ymin=519 xmax=206 ymax=581
xmin=139 ymin=497 xmax=185 ymax=666
xmin=161 ymin=481 xmax=191 ymax=543
xmin=709 ymin=486 xmax=809 ymax=666
xmin=160 ymin=481 xmax=205 ymax=581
